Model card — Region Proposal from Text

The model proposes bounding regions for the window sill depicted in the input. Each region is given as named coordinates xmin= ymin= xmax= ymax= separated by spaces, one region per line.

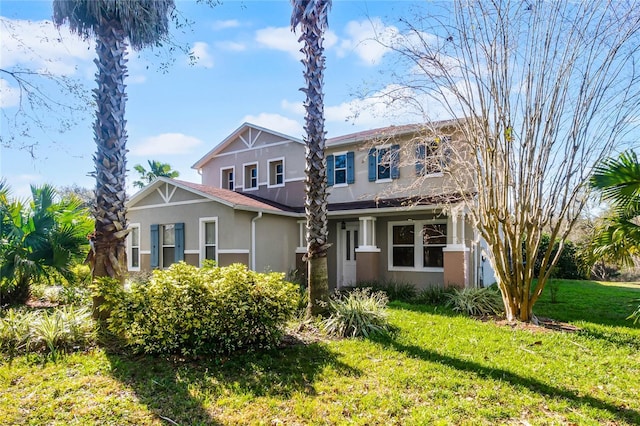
xmin=388 ymin=266 xmax=444 ymax=273
xmin=332 ymin=183 xmax=349 ymax=188
xmin=267 ymin=183 xmax=285 ymax=189
xmin=375 ymin=178 xmax=393 ymax=184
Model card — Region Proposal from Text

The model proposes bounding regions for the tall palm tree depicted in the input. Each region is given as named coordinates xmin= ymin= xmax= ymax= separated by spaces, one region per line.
xmin=590 ymin=150 xmax=640 ymax=267
xmin=291 ymin=0 xmax=332 ymax=317
xmin=133 ymin=160 xmax=180 ymax=189
xmin=53 ymin=0 xmax=175 ymax=317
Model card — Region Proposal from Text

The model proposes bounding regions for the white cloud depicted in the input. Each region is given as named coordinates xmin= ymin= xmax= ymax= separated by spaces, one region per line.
xmin=0 ymin=79 xmax=20 ymax=108
xmin=4 ymin=174 xmax=44 ymax=200
xmin=281 ymin=99 xmax=305 ymax=115
xmin=0 ymin=18 xmax=93 ymax=77
xmin=337 ymin=18 xmax=399 ymax=66
xmin=215 ymin=41 xmax=246 ymax=52
xmin=130 ymin=133 xmax=204 ymax=156
xmin=189 ymin=42 xmax=214 ymax=68
xmin=241 ymin=113 xmax=303 ymax=138
xmin=212 ymin=19 xmax=240 ymax=30
xmin=255 ymin=26 xmax=337 ymax=60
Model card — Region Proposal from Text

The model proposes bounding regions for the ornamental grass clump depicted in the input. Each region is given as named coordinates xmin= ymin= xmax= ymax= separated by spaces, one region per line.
xmin=0 ymin=306 xmax=95 ymax=359
xmin=98 ymin=262 xmax=300 ymax=356
xmin=445 ymin=286 xmax=505 ymax=317
xmin=321 ymin=288 xmax=394 ymax=338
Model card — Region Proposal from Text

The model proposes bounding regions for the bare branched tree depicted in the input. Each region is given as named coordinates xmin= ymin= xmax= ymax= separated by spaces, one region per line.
xmin=373 ymin=0 xmax=640 ymax=322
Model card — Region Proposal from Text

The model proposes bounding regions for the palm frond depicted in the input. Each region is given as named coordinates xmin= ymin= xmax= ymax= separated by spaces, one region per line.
xmin=591 ymin=150 xmax=640 ymax=219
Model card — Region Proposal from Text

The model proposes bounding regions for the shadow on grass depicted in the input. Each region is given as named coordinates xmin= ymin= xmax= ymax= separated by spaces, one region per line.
xmin=370 ymin=334 xmax=640 ymax=425
xmin=106 ymin=342 xmax=360 ymax=425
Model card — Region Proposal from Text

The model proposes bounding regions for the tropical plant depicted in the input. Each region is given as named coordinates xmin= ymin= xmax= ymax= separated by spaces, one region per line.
xmin=53 ymin=0 xmax=175 ymax=318
xmin=291 ymin=0 xmax=332 ymax=318
xmin=0 ymin=181 xmax=92 ymax=306
xmin=320 ymin=288 xmax=393 ymax=338
xmin=445 ymin=287 xmax=504 ymax=317
xmin=132 ymin=160 xmax=180 ymax=189
xmin=589 ymin=150 xmax=640 ymax=268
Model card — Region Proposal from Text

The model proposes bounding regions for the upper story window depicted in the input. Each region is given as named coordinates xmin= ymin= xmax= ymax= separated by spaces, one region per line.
xmin=416 ymin=137 xmax=450 ymax=176
xmin=221 ymin=167 xmax=234 ymax=190
xmin=244 ymin=162 xmax=258 ymax=190
xmin=127 ymin=223 xmax=140 ymax=271
xmin=327 ymin=151 xmax=355 ymax=186
xmin=388 ymin=220 xmax=447 ymax=271
xmin=268 ymin=158 xmax=285 ymax=187
xmin=368 ymin=145 xmax=400 ymax=182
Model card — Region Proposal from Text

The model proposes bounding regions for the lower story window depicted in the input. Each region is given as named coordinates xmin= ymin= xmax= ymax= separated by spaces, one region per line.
xmin=162 ymin=224 xmax=175 ymax=268
xmin=204 ymin=221 xmax=216 ymax=261
xmin=389 ymin=221 xmax=447 ymax=270
xmin=128 ymin=224 xmax=140 ymax=270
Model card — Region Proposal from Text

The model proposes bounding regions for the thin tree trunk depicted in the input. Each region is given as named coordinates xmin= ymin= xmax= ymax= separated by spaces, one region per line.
xmin=90 ymin=18 xmax=129 ymax=319
xmin=306 ymin=257 xmax=329 ymax=317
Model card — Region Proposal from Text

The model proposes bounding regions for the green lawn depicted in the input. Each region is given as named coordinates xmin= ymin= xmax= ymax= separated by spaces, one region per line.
xmin=1 ymin=280 xmax=639 ymax=425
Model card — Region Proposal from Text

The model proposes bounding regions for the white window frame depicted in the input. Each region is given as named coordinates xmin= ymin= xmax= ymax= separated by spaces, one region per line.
xmin=267 ymin=157 xmax=285 ymax=188
xmin=333 ymin=151 xmax=348 ymax=187
xmin=243 ymin=162 xmax=259 ymax=191
xmin=161 ymin=224 xmax=176 ymax=269
xmin=199 ymin=217 xmax=218 ymax=266
xmin=387 ymin=220 xmax=447 ymax=272
xmin=417 ymin=139 xmax=446 ymax=177
xmin=220 ymin=166 xmax=235 ymax=190
xmin=127 ymin=223 xmax=141 ymax=271
xmin=375 ymin=144 xmax=393 ymax=183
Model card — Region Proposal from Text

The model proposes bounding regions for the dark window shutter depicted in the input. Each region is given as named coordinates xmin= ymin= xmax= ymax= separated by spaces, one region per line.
xmin=327 ymin=155 xmax=334 ymax=186
xmin=415 ymin=144 xmax=426 ymax=176
xmin=347 ymin=151 xmax=355 ymax=184
xmin=390 ymin=144 xmax=400 ymax=179
xmin=175 ymin=222 xmax=184 ymax=262
xmin=368 ymin=148 xmax=376 ymax=181
xmin=150 ymin=224 xmax=159 ymax=268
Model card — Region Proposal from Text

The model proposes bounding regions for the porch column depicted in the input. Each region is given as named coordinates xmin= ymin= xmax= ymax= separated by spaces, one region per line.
xmin=443 ymin=211 xmax=469 ymax=288
xmin=355 ymin=216 xmax=380 ymax=282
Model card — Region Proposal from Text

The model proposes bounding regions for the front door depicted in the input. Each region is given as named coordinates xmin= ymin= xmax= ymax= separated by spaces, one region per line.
xmin=338 ymin=222 xmax=359 ymax=288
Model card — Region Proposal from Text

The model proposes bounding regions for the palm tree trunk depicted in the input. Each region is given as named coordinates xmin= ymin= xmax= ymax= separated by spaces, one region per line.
xmin=91 ymin=18 xmax=129 ymax=319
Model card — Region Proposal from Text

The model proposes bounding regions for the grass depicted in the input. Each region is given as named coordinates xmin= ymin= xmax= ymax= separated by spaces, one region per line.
xmin=1 ymin=279 xmax=639 ymax=425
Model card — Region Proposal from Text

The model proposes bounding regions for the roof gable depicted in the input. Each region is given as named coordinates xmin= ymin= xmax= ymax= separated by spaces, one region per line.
xmin=192 ymin=122 xmax=303 ymax=169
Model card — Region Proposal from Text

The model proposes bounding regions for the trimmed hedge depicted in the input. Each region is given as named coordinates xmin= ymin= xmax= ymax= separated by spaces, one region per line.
xmin=95 ymin=262 xmax=300 ymax=356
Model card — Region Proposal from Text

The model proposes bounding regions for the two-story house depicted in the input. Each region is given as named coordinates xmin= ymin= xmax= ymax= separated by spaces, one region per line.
xmin=125 ymin=121 xmax=495 ymax=290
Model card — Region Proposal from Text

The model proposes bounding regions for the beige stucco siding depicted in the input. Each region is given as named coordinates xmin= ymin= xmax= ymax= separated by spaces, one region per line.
xmin=253 ymin=214 xmax=299 ymax=273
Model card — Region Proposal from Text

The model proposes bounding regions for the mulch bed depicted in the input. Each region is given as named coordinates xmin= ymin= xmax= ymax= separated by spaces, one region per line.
xmin=481 ymin=315 xmax=580 ymax=333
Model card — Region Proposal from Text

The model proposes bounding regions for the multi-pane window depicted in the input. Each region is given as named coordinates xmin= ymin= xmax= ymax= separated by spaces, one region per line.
xmin=221 ymin=167 xmax=234 ymax=190
xmin=204 ymin=221 xmax=216 ymax=261
xmin=389 ymin=221 xmax=447 ymax=270
xmin=377 ymin=147 xmax=391 ymax=180
xmin=244 ymin=163 xmax=258 ymax=189
xmin=162 ymin=224 xmax=175 ymax=268
xmin=129 ymin=224 xmax=140 ymax=269
xmin=334 ymin=154 xmax=347 ymax=185
xmin=268 ymin=159 xmax=284 ymax=187
xmin=416 ymin=138 xmax=449 ymax=176
xmin=422 ymin=224 xmax=446 ymax=267
xmin=392 ymin=225 xmax=415 ymax=267
xmin=368 ymin=145 xmax=399 ymax=181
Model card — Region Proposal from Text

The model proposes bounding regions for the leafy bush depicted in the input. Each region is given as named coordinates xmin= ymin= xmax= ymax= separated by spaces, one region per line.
xmin=534 ymin=235 xmax=586 ymax=280
xmin=414 ymin=286 xmax=453 ymax=306
xmin=0 ymin=306 xmax=95 ymax=359
xmin=445 ymin=287 xmax=504 ymax=316
xmin=321 ymin=288 xmax=394 ymax=338
xmin=96 ymin=262 xmax=300 ymax=356
xmin=355 ymin=280 xmax=417 ymax=302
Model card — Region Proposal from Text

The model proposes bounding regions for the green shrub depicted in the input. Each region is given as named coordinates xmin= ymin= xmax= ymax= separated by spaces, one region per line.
xmin=355 ymin=280 xmax=417 ymax=302
xmin=414 ymin=286 xmax=452 ymax=306
xmin=534 ymin=235 xmax=586 ymax=280
xmin=445 ymin=287 xmax=504 ymax=316
xmin=321 ymin=288 xmax=394 ymax=338
xmin=97 ymin=262 xmax=300 ymax=356
xmin=0 ymin=306 xmax=95 ymax=359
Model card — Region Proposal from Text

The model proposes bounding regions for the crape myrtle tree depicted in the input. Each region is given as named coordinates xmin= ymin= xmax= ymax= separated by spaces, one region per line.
xmin=291 ymin=0 xmax=332 ymax=317
xmin=375 ymin=0 xmax=640 ymax=322
xmin=53 ymin=0 xmax=175 ymax=318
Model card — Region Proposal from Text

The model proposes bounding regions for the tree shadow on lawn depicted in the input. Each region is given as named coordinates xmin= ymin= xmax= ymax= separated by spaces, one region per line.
xmin=106 ymin=342 xmax=360 ymax=425
xmin=370 ymin=334 xmax=640 ymax=425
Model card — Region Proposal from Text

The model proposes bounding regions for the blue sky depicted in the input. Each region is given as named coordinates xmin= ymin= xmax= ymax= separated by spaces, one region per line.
xmin=1 ymin=0 xmax=425 ymax=198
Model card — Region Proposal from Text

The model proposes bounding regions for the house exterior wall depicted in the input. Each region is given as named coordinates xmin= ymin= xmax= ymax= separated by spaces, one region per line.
xmin=253 ymin=214 xmax=299 ymax=273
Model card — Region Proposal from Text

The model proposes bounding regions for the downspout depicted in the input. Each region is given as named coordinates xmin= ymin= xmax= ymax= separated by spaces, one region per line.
xmin=251 ymin=211 xmax=263 ymax=270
